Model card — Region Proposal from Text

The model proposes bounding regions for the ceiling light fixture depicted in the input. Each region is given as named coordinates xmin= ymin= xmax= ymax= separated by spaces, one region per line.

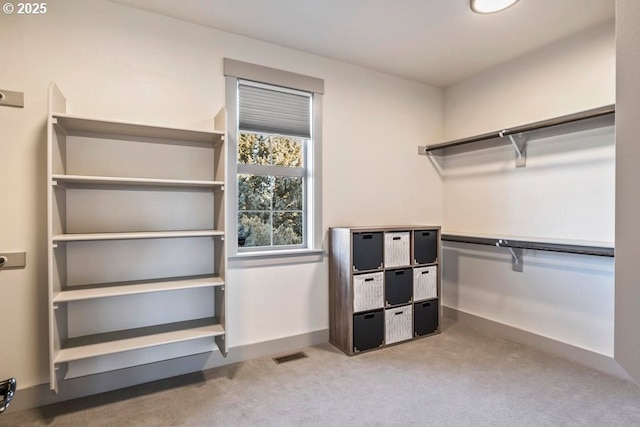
xmin=471 ymin=0 xmax=520 ymax=14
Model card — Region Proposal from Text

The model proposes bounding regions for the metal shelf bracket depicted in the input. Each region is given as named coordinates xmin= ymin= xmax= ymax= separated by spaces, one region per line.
xmin=499 ymin=131 xmax=527 ymax=167
xmin=508 ymin=247 xmax=523 ymax=272
xmin=496 ymin=240 xmax=523 ymax=272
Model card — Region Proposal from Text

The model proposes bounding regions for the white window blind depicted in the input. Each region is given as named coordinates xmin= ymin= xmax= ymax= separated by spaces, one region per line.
xmin=238 ymin=83 xmax=311 ymax=138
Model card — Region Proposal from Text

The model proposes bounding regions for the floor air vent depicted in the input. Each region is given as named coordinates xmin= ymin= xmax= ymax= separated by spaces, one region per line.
xmin=273 ymin=352 xmax=308 ymax=364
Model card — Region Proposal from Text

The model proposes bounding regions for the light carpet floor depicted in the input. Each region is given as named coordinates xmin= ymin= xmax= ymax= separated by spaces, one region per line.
xmin=2 ymin=320 xmax=640 ymax=426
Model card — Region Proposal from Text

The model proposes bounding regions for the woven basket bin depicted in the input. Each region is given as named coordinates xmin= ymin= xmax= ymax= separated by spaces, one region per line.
xmin=385 ymin=305 xmax=413 ymax=344
xmin=353 ymin=272 xmax=384 ymax=312
xmin=384 ymin=232 xmax=410 ymax=268
xmin=413 ymin=266 xmax=437 ymax=301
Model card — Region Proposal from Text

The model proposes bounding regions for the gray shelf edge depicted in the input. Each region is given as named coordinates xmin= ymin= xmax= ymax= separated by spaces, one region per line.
xmin=52 ymin=113 xmax=224 ymax=144
xmin=425 ymin=104 xmax=615 ymax=152
xmin=442 ymin=234 xmax=614 ymax=257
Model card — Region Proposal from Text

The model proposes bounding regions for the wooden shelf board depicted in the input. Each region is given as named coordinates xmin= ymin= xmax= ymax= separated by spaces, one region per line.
xmin=55 ymin=319 xmax=224 ymax=364
xmin=52 ymin=174 xmax=224 ymax=189
xmin=335 ymin=225 xmax=441 ymax=233
xmin=53 ymin=113 xmax=224 ymax=144
xmin=53 ymin=230 xmax=224 ymax=242
xmin=54 ymin=276 xmax=224 ymax=303
xmin=413 ymin=262 xmax=439 ymax=267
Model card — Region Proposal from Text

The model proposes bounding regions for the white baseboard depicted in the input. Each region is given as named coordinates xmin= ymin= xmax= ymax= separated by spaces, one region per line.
xmin=5 ymin=328 xmax=329 ymax=414
xmin=442 ymin=306 xmax=632 ymax=382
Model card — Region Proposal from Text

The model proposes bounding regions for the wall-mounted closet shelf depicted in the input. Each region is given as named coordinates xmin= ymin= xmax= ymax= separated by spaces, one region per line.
xmin=53 ymin=276 xmax=224 ymax=303
xmin=55 ymin=319 xmax=224 ymax=364
xmin=419 ymin=105 xmax=615 ymax=165
xmin=443 ymin=233 xmax=614 ymax=271
xmin=443 ymin=234 xmax=614 ymax=257
xmin=52 ymin=230 xmax=224 ymax=242
xmin=52 ymin=174 xmax=225 ymax=189
xmin=53 ymin=113 xmax=224 ymax=145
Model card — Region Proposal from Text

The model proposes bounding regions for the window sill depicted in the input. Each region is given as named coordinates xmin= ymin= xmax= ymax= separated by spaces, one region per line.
xmin=228 ymin=248 xmax=325 ymax=268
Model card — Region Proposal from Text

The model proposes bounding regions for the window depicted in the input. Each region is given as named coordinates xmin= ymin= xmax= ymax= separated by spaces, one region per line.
xmin=224 ymin=59 xmax=323 ymax=259
xmin=237 ymin=82 xmax=310 ymax=250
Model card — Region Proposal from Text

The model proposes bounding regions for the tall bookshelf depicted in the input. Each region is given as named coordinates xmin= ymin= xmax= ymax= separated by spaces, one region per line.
xmin=46 ymin=83 xmax=227 ymax=392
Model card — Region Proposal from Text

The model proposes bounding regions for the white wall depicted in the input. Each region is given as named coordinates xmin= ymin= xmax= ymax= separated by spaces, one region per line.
xmin=441 ymin=22 xmax=616 ymax=355
xmin=614 ymin=0 xmax=640 ymax=383
xmin=0 ymin=0 xmax=443 ymax=389
xmin=444 ymin=22 xmax=615 ymax=140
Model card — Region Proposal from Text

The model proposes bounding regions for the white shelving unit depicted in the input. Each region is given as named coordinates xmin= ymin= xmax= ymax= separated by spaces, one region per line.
xmin=46 ymin=83 xmax=228 ymax=392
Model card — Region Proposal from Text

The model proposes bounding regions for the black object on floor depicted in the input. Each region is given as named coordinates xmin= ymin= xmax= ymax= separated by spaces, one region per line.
xmin=0 ymin=378 xmax=16 ymax=414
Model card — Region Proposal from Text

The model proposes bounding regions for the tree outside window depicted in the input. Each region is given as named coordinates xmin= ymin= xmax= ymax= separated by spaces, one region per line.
xmin=237 ymin=132 xmax=306 ymax=248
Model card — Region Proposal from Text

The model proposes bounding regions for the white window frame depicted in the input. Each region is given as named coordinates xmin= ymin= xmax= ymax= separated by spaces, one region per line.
xmin=224 ymin=59 xmax=324 ymax=266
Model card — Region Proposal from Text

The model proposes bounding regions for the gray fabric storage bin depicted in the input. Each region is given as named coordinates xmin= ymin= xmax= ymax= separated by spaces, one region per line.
xmin=353 ymin=310 xmax=384 ymax=352
xmin=353 ymin=232 xmax=383 ymax=271
xmin=414 ymin=229 xmax=438 ymax=264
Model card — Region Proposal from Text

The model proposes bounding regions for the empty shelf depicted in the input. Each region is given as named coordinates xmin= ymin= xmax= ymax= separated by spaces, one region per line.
xmin=53 ymin=276 xmax=224 ymax=303
xmin=442 ymin=233 xmax=614 ymax=257
xmin=55 ymin=318 xmax=224 ymax=364
xmin=425 ymin=105 xmax=614 ymax=154
xmin=53 ymin=230 xmax=224 ymax=242
xmin=53 ymin=113 xmax=223 ymax=145
xmin=52 ymin=174 xmax=224 ymax=189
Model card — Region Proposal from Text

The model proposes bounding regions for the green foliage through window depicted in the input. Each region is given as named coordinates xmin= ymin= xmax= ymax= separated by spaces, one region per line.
xmin=238 ymin=132 xmax=305 ymax=248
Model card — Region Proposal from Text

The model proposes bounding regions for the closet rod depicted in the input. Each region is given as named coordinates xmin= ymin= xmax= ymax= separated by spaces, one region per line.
xmin=442 ymin=234 xmax=614 ymax=257
xmin=425 ymin=104 xmax=615 ymax=152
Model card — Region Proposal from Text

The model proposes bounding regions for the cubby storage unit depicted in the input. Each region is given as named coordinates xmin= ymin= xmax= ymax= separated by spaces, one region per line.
xmin=46 ymin=83 xmax=228 ymax=392
xmin=329 ymin=226 xmax=441 ymax=355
